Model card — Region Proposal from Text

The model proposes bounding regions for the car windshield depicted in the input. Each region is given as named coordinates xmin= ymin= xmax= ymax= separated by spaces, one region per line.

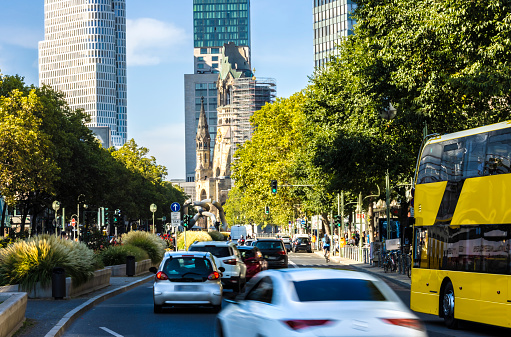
xmin=297 ymin=238 xmax=310 ymax=244
xmin=293 ymin=279 xmax=387 ymax=302
xmin=162 ymin=257 xmax=213 ymax=282
xmin=189 ymin=246 xmax=231 ymax=257
xmin=254 ymin=241 xmax=282 ymax=250
xmin=239 ymin=249 xmax=255 ymax=259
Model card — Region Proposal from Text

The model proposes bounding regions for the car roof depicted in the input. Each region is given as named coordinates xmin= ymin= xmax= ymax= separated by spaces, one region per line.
xmin=255 ymin=238 xmax=280 ymax=241
xmin=237 ymin=246 xmax=257 ymax=250
xmin=265 ymin=268 xmax=380 ymax=283
xmin=163 ymin=251 xmax=212 ymax=259
xmin=190 ymin=240 xmax=234 ymax=247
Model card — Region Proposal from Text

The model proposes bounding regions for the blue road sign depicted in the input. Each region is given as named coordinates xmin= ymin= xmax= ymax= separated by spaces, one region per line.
xmin=170 ymin=202 xmax=181 ymax=212
xmin=301 ymin=219 xmax=306 ymax=225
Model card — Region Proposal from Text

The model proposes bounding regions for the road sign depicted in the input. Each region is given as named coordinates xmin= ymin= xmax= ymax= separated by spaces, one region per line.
xmin=170 ymin=202 xmax=181 ymax=212
xmin=171 ymin=219 xmax=180 ymax=226
xmin=71 ymin=218 xmax=76 ymax=227
xmin=162 ymin=216 xmax=166 ymax=221
xmin=171 ymin=212 xmax=180 ymax=220
xmin=301 ymin=219 xmax=306 ymax=225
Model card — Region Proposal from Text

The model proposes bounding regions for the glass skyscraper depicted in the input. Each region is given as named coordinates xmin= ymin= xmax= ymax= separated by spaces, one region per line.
xmin=185 ymin=0 xmax=251 ymax=183
xmin=39 ymin=0 xmax=127 ymax=147
xmin=313 ymin=0 xmax=357 ymax=68
xmin=193 ymin=0 xmax=250 ymax=48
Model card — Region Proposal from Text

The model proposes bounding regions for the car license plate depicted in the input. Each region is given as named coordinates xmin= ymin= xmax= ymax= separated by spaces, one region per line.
xmin=175 ymin=285 xmax=199 ymax=291
xmin=267 ymin=256 xmax=277 ymax=260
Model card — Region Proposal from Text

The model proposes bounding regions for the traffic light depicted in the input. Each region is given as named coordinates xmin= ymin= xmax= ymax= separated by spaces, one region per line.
xmin=183 ymin=214 xmax=190 ymax=229
xmin=265 ymin=205 xmax=270 ymax=214
xmin=270 ymin=180 xmax=278 ymax=195
xmin=335 ymin=215 xmax=342 ymax=227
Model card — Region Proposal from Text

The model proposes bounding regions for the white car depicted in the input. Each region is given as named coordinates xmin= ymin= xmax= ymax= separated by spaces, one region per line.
xmin=189 ymin=241 xmax=247 ymax=292
xmin=217 ymin=268 xmax=427 ymax=337
xmin=150 ymin=251 xmax=223 ymax=313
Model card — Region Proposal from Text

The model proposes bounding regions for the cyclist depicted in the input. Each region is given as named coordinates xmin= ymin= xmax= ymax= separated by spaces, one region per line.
xmin=322 ymin=234 xmax=331 ymax=262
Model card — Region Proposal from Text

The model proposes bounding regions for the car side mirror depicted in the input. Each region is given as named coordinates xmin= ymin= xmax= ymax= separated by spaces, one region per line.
xmin=149 ymin=267 xmax=158 ymax=274
xmin=219 ymin=267 xmax=226 ymax=272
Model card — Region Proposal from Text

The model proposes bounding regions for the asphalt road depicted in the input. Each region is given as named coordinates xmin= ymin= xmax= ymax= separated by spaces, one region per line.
xmin=61 ymin=252 xmax=510 ymax=337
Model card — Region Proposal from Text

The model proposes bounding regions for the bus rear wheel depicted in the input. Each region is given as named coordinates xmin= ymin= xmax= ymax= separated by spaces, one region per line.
xmin=442 ymin=282 xmax=458 ymax=329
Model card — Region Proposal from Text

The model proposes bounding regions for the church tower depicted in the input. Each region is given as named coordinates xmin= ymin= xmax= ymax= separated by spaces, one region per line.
xmin=196 ymin=97 xmax=211 ymax=181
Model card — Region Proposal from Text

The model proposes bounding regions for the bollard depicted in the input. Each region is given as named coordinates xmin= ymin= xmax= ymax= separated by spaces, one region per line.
xmin=126 ymin=255 xmax=136 ymax=276
xmin=52 ymin=267 xmax=66 ymax=299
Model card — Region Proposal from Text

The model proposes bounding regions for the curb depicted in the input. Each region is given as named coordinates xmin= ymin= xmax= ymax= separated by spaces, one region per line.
xmin=44 ymin=275 xmax=154 ymax=337
xmin=341 ymin=262 xmax=411 ymax=289
xmin=313 ymin=251 xmax=411 ymax=289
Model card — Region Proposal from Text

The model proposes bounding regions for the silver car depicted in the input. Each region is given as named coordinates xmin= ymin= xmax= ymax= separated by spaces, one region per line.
xmin=150 ymin=251 xmax=224 ymax=313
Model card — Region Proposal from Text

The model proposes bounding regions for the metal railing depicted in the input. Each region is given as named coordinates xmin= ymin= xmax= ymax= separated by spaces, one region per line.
xmin=339 ymin=244 xmax=411 ymax=277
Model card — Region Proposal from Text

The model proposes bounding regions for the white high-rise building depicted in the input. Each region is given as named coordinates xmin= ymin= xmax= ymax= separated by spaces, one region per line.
xmin=313 ymin=0 xmax=357 ymax=68
xmin=39 ymin=0 xmax=127 ymax=147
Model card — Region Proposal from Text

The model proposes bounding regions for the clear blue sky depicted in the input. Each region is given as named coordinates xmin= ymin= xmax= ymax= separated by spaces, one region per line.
xmin=0 ymin=1 xmax=314 ymax=179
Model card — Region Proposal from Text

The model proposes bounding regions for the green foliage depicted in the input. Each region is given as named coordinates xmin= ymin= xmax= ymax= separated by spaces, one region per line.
xmin=82 ymin=227 xmax=110 ymax=252
xmin=120 ymin=231 xmax=166 ymax=264
xmin=99 ymin=244 xmax=149 ymax=266
xmin=226 ymin=93 xmax=307 ymax=227
xmin=208 ymin=231 xmax=226 ymax=241
xmin=0 ymin=237 xmax=14 ymax=249
xmin=0 ymin=235 xmax=95 ymax=290
xmin=177 ymin=231 xmax=212 ymax=251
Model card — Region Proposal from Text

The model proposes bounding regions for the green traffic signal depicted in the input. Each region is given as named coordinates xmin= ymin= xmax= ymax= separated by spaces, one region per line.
xmin=270 ymin=180 xmax=277 ymax=194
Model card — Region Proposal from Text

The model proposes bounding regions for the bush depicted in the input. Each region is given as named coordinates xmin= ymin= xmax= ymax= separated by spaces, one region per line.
xmin=121 ymin=231 xmax=166 ymax=264
xmin=0 ymin=235 xmax=96 ymax=290
xmin=100 ymin=244 xmax=149 ymax=266
xmin=177 ymin=231 xmax=212 ymax=250
xmin=208 ymin=231 xmax=226 ymax=241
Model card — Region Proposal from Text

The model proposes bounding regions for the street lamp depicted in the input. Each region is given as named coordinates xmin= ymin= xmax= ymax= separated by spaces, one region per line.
xmin=52 ymin=201 xmax=60 ymax=237
xmin=150 ymin=203 xmax=157 ymax=234
xmin=380 ymin=102 xmax=397 ymax=247
xmin=77 ymin=194 xmax=85 ymax=241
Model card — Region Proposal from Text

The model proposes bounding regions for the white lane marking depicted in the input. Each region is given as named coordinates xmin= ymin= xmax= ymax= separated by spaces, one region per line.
xmin=289 ymin=260 xmax=298 ymax=268
xmin=100 ymin=327 xmax=124 ymax=337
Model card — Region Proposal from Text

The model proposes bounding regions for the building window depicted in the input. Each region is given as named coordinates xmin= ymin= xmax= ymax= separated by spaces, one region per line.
xmin=198 ymin=56 xmax=204 ymax=61
xmin=200 ymin=48 xmax=208 ymax=54
xmin=198 ymin=63 xmax=204 ymax=69
xmin=211 ymin=48 xmax=219 ymax=54
xmin=212 ymin=63 xmax=218 ymax=68
xmin=212 ymin=56 xmax=218 ymax=61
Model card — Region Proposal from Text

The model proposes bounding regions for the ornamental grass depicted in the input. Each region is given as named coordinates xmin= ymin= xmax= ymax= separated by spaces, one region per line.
xmin=120 ymin=231 xmax=166 ymax=264
xmin=208 ymin=231 xmax=227 ymax=241
xmin=100 ymin=244 xmax=149 ymax=266
xmin=177 ymin=231 xmax=212 ymax=251
xmin=0 ymin=235 xmax=96 ymax=291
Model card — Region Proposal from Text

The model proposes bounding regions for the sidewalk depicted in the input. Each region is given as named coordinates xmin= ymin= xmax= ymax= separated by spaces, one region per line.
xmin=314 ymin=251 xmax=411 ymax=289
xmin=16 ymin=274 xmax=154 ymax=337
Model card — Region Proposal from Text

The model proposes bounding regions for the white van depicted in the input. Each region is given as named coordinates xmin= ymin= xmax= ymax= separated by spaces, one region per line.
xmin=292 ymin=234 xmax=309 ymax=241
xmin=230 ymin=225 xmax=247 ymax=240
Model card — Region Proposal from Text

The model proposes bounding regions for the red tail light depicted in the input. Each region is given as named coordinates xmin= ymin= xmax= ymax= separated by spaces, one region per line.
xmin=224 ymin=259 xmax=237 ymax=265
xmin=277 ymin=250 xmax=287 ymax=255
xmin=381 ymin=318 xmax=424 ymax=331
xmin=156 ymin=271 xmax=168 ymax=280
xmin=208 ymin=271 xmax=220 ymax=280
xmin=283 ymin=320 xmax=332 ymax=331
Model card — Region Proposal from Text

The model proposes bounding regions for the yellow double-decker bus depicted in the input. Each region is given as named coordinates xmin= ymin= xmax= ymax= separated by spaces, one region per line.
xmin=411 ymin=120 xmax=511 ymax=329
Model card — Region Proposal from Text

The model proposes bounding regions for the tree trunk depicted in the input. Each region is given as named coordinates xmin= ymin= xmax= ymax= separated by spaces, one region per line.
xmin=0 ymin=200 xmax=6 ymax=237
xmin=321 ymin=213 xmax=330 ymax=236
xmin=367 ymin=199 xmax=375 ymax=243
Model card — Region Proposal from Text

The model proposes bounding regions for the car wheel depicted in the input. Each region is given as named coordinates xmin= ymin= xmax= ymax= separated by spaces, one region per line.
xmin=154 ymin=303 xmax=163 ymax=314
xmin=307 ymin=250 xmax=312 ymax=253
xmin=442 ymin=281 xmax=458 ymax=329
xmin=212 ymin=305 xmax=222 ymax=313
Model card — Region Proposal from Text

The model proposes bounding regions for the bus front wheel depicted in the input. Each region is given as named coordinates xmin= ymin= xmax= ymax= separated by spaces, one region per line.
xmin=442 ymin=282 xmax=458 ymax=329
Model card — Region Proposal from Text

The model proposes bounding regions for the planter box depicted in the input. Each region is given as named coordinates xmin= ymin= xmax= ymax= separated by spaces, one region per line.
xmin=12 ymin=268 xmax=112 ymax=299
xmin=106 ymin=259 xmax=156 ymax=277
xmin=0 ymin=292 xmax=27 ymax=337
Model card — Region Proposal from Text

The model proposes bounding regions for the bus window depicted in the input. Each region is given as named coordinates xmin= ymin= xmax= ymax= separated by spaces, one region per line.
xmin=441 ymin=139 xmax=465 ymax=182
xmin=414 ymin=228 xmax=428 ymax=268
xmin=417 ymin=143 xmax=442 ymax=183
xmin=486 ymin=129 xmax=511 ymax=175
xmin=463 ymin=133 xmax=487 ymax=177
